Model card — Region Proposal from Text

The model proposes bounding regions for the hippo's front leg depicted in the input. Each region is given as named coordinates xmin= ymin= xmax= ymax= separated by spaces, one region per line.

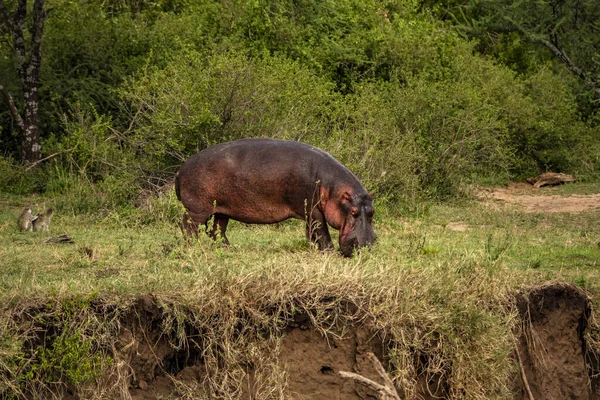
xmin=306 ymin=209 xmax=334 ymax=251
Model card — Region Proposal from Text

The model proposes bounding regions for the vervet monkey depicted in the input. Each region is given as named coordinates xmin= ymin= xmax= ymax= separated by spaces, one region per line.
xmin=17 ymin=207 xmax=37 ymax=231
xmin=33 ymin=208 xmax=54 ymax=232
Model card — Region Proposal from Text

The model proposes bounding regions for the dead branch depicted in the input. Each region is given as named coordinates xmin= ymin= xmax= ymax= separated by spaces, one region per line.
xmin=24 ymin=148 xmax=72 ymax=171
xmin=509 ymin=19 xmax=600 ymax=100
xmin=338 ymin=352 xmax=400 ymax=400
xmin=0 ymin=84 xmax=24 ymax=133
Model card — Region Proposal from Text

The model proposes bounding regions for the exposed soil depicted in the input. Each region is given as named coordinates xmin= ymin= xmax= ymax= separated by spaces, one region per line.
xmin=7 ymin=283 xmax=596 ymax=399
xmin=477 ymin=182 xmax=600 ymax=213
xmin=119 ymin=302 xmax=399 ymax=400
xmin=514 ymin=283 xmax=594 ymax=400
xmin=279 ymin=327 xmax=387 ymax=399
xmin=44 ymin=283 xmax=589 ymax=400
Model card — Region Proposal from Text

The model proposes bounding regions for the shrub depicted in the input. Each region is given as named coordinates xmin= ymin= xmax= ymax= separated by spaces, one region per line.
xmin=123 ymin=50 xmax=340 ymax=168
xmin=0 ymin=157 xmax=39 ymax=195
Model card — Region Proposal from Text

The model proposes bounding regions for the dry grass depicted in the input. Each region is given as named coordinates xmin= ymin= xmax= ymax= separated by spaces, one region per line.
xmin=0 ymin=187 xmax=599 ymax=399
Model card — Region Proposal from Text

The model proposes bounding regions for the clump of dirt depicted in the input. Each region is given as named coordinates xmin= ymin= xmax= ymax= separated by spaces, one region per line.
xmin=514 ymin=283 xmax=593 ymax=400
xmin=477 ymin=183 xmax=600 ymax=213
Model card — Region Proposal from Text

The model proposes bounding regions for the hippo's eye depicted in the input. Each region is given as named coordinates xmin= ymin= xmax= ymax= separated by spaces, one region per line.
xmin=350 ymin=207 xmax=359 ymax=216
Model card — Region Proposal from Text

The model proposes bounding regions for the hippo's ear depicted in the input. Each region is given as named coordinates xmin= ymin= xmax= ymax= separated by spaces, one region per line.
xmin=370 ymin=192 xmax=375 ymax=200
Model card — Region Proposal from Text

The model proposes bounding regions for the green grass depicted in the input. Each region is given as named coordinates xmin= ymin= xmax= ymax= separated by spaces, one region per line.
xmin=3 ymin=198 xmax=598 ymax=301
xmin=1 ymin=185 xmax=599 ymax=399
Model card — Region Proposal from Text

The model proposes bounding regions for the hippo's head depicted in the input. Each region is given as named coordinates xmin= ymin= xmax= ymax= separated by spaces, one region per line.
xmin=337 ymin=192 xmax=376 ymax=257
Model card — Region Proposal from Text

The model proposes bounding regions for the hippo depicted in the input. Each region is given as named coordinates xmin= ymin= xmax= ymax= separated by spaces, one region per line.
xmin=175 ymin=138 xmax=375 ymax=256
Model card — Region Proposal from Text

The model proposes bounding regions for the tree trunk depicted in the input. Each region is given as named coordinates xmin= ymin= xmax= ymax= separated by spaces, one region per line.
xmin=0 ymin=0 xmax=46 ymax=163
xmin=22 ymin=81 xmax=42 ymax=162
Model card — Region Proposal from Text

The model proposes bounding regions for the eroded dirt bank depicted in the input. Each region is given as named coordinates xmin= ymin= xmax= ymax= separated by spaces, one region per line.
xmin=514 ymin=283 xmax=595 ymax=400
xmin=8 ymin=283 xmax=596 ymax=399
xmin=121 ymin=283 xmax=600 ymax=399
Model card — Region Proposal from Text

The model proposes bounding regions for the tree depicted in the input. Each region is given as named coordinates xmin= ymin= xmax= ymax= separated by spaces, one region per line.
xmin=501 ymin=0 xmax=600 ymax=100
xmin=0 ymin=0 xmax=47 ymax=163
xmin=421 ymin=0 xmax=600 ymax=101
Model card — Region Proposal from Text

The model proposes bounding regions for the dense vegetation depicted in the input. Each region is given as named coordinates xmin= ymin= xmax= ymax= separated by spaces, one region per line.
xmin=1 ymin=0 xmax=598 ymax=207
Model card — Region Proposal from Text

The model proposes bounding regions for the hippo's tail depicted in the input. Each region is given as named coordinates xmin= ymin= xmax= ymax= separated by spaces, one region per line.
xmin=174 ymin=171 xmax=182 ymax=201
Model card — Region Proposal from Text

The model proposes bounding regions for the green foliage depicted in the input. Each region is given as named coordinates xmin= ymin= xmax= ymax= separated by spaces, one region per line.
xmin=31 ymin=328 xmax=111 ymax=386
xmin=124 ymin=50 xmax=339 ymax=166
xmin=1 ymin=0 xmax=599 ymax=207
xmin=0 ymin=331 xmax=24 ymax=397
xmin=0 ymin=157 xmax=39 ymax=195
xmin=514 ymin=67 xmax=589 ymax=174
xmin=0 ymin=295 xmax=113 ymax=398
xmin=420 ymin=0 xmax=600 ymax=116
xmin=325 ymin=82 xmax=421 ymax=203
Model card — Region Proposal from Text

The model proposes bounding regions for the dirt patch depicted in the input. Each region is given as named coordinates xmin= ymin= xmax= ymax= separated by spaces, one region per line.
xmin=279 ymin=326 xmax=447 ymax=400
xmin=477 ymin=183 xmax=600 ymax=213
xmin=279 ymin=327 xmax=383 ymax=399
xmin=446 ymin=222 xmax=469 ymax=231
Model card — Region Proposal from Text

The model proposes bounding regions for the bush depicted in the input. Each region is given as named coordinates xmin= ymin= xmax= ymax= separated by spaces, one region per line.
xmin=4 ymin=0 xmax=598 ymax=209
xmin=0 ymin=157 xmax=40 ymax=195
xmin=123 ymin=50 xmax=340 ymax=168
xmin=514 ymin=67 xmax=592 ymax=175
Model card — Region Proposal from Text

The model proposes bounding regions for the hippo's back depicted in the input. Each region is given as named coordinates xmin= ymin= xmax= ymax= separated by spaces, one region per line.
xmin=175 ymin=138 xmax=341 ymax=223
xmin=183 ymin=138 xmax=329 ymax=170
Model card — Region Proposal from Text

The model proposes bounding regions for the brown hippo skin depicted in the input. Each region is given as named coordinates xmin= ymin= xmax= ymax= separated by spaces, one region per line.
xmin=175 ymin=138 xmax=376 ymax=257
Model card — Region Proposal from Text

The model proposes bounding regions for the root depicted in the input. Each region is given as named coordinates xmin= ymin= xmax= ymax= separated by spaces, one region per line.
xmin=516 ymin=347 xmax=535 ymax=400
xmin=338 ymin=352 xmax=400 ymax=400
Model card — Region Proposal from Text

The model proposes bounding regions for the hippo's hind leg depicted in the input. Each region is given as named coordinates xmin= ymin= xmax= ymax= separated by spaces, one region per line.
xmin=207 ymin=213 xmax=230 ymax=245
xmin=306 ymin=209 xmax=334 ymax=251
xmin=181 ymin=209 xmax=211 ymax=239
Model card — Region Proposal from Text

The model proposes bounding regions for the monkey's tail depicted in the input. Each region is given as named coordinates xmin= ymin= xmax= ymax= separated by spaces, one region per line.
xmin=174 ymin=171 xmax=182 ymax=201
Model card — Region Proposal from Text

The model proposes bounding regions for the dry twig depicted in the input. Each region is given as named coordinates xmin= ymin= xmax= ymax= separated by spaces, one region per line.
xmin=24 ymin=149 xmax=73 ymax=171
xmin=338 ymin=352 xmax=400 ymax=400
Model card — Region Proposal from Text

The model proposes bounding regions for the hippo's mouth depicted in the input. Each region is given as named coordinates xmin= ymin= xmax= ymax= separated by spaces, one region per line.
xmin=339 ymin=237 xmax=359 ymax=258
xmin=339 ymin=231 xmax=376 ymax=257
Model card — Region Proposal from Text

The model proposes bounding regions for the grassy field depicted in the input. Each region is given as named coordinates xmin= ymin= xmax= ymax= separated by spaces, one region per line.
xmin=2 ymin=186 xmax=598 ymax=301
xmin=1 ymin=183 xmax=599 ymax=398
